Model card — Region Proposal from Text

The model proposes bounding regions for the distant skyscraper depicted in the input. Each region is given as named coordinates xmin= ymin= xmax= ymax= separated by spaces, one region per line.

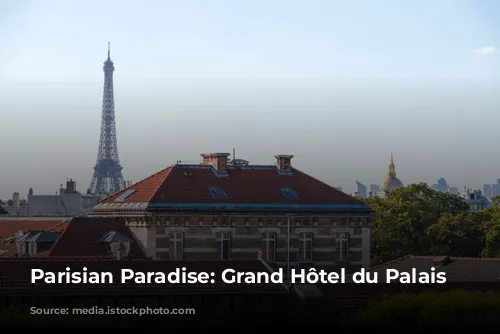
xmin=484 ymin=184 xmax=492 ymax=198
xmin=431 ymin=177 xmax=449 ymax=193
xmin=448 ymin=187 xmax=459 ymax=195
xmin=369 ymin=184 xmax=379 ymax=197
xmin=88 ymin=43 xmax=125 ymax=195
xmin=437 ymin=177 xmax=448 ymax=192
xmin=492 ymin=180 xmax=500 ymax=197
xmin=356 ymin=181 xmax=367 ymax=198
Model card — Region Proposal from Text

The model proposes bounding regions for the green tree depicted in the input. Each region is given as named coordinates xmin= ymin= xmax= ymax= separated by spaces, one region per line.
xmin=425 ymin=212 xmax=485 ymax=257
xmin=478 ymin=198 xmax=500 ymax=257
xmin=367 ymin=183 xmax=470 ymax=264
xmin=481 ymin=224 xmax=500 ymax=258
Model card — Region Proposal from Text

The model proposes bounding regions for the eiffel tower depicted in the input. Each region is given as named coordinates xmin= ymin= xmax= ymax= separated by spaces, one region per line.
xmin=88 ymin=42 xmax=125 ymax=195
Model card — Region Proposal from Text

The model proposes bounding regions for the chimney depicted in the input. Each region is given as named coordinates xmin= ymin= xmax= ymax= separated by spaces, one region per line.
xmin=275 ymin=154 xmax=294 ymax=171
xmin=66 ymin=179 xmax=76 ymax=193
xmin=200 ymin=153 xmax=230 ymax=174
xmin=12 ymin=192 xmax=20 ymax=208
xmin=16 ymin=230 xmax=26 ymax=240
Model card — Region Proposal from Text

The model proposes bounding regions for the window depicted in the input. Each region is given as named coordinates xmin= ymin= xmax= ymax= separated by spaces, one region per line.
xmin=280 ymin=188 xmax=300 ymax=200
xmin=298 ymin=232 xmax=313 ymax=261
xmin=114 ymin=189 xmax=136 ymax=202
xmin=208 ymin=187 xmax=228 ymax=199
xmin=217 ymin=232 xmax=231 ymax=260
xmin=336 ymin=232 xmax=349 ymax=261
xmin=262 ymin=232 xmax=277 ymax=262
xmin=169 ymin=232 xmax=184 ymax=260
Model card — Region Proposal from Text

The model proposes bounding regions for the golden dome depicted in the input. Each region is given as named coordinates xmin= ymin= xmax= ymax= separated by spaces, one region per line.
xmin=380 ymin=152 xmax=404 ymax=192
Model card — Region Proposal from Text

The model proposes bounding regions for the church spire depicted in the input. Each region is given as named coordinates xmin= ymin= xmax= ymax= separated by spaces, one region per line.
xmin=388 ymin=152 xmax=396 ymax=177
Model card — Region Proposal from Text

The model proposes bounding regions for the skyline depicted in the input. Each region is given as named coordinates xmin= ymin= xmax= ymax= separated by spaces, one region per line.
xmin=1 ymin=0 xmax=500 ymax=198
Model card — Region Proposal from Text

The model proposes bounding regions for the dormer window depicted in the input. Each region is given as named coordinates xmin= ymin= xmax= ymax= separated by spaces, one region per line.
xmin=208 ymin=187 xmax=228 ymax=199
xmin=114 ymin=189 xmax=136 ymax=202
xmin=110 ymin=241 xmax=131 ymax=260
xmin=97 ymin=231 xmax=132 ymax=259
xmin=97 ymin=231 xmax=130 ymax=243
xmin=280 ymin=188 xmax=300 ymax=200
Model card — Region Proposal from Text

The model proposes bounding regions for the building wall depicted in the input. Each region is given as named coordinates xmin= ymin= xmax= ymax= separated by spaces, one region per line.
xmin=5 ymin=206 xmax=29 ymax=216
xmin=126 ymin=214 xmax=372 ymax=271
xmin=28 ymin=193 xmax=83 ymax=216
xmin=4 ymin=192 xmax=102 ymax=216
xmin=81 ymin=194 xmax=105 ymax=211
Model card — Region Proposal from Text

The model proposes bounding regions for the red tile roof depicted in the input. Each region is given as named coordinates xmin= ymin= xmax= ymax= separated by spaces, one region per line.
xmin=107 ymin=167 xmax=173 ymax=203
xmin=47 ymin=217 xmax=147 ymax=258
xmin=0 ymin=259 xmax=288 ymax=296
xmin=0 ymin=219 xmax=67 ymax=243
xmin=0 ymin=219 xmax=69 ymax=257
xmin=103 ymin=163 xmax=363 ymax=205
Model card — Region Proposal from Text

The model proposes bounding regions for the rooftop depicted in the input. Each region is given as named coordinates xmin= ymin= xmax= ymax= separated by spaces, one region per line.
xmin=48 ymin=217 xmax=146 ymax=258
xmin=0 ymin=219 xmax=69 ymax=256
xmin=0 ymin=217 xmax=147 ymax=258
xmin=95 ymin=153 xmax=369 ymax=214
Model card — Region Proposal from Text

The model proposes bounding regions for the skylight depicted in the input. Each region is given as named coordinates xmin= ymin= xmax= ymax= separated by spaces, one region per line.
xmin=97 ymin=231 xmax=131 ymax=243
xmin=114 ymin=189 xmax=136 ymax=202
xmin=280 ymin=188 xmax=300 ymax=200
xmin=208 ymin=187 xmax=228 ymax=199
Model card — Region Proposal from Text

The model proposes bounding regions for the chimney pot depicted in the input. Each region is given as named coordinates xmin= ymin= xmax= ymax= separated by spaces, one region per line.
xmin=275 ymin=154 xmax=294 ymax=171
xmin=200 ymin=153 xmax=230 ymax=174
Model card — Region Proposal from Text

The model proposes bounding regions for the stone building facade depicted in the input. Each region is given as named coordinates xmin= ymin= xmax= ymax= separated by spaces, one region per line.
xmin=92 ymin=153 xmax=373 ymax=271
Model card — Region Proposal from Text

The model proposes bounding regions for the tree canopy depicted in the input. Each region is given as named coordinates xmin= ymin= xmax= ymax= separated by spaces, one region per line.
xmin=367 ymin=183 xmax=500 ymax=265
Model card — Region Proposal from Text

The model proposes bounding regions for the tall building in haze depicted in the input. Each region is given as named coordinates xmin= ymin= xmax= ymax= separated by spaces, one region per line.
xmin=356 ymin=181 xmax=367 ymax=198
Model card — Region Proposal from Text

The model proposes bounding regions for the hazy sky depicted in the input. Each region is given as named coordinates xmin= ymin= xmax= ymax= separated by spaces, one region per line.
xmin=1 ymin=0 xmax=500 ymax=199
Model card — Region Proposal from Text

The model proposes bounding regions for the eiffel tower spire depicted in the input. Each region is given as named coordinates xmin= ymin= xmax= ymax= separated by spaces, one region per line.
xmin=88 ymin=42 xmax=125 ymax=195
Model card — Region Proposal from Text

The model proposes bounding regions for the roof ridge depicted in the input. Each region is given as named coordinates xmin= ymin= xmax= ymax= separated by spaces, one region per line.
xmin=147 ymin=165 xmax=175 ymax=202
xmin=46 ymin=218 xmax=73 ymax=256
xmin=293 ymin=168 xmax=365 ymax=205
xmin=445 ymin=256 xmax=500 ymax=261
xmin=103 ymin=165 xmax=175 ymax=202
xmin=45 ymin=219 xmax=70 ymax=233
